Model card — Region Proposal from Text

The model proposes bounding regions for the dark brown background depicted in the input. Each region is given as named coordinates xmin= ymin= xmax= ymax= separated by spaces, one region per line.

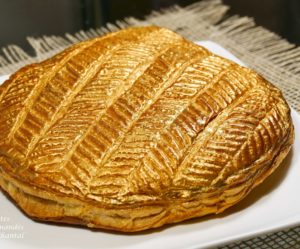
xmin=0 ymin=0 xmax=299 ymax=53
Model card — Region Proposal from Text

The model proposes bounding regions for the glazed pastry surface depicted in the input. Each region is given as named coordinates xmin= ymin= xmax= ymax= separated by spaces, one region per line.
xmin=0 ymin=26 xmax=294 ymax=232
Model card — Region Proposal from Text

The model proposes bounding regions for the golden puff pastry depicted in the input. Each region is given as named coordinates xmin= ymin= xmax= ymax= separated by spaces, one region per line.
xmin=0 ymin=26 xmax=294 ymax=232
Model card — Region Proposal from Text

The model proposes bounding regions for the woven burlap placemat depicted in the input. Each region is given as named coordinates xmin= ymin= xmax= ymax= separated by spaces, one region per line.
xmin=0 ymin=0 xmax=299 ymax=248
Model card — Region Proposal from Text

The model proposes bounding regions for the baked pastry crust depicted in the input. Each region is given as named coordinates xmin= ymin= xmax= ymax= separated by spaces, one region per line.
xmin=0 ymin=26 xmax=294 ymax=232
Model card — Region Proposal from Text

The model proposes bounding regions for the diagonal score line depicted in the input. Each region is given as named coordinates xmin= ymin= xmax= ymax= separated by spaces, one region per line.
xmin=87 ymin=46 xmax=212 ymax=191
xmin=54 ymin=32 xmax=187 ymax=180
xmin=5 ymin=32 xmax=121 ymax=142
xmin=24 ymin=29 xmax=159 ymax=157
xmin=171 ymin=73 xmax=257 ymax=184
xmin=212 ymin=102 xmax=289 ymax=186
xmin=173 ymin=87 xmax=277 ymax=187
xmin=92 ymin=56 xmax=235 ymax=192
xmin=123 ymin=66 xmax=245 ymax=193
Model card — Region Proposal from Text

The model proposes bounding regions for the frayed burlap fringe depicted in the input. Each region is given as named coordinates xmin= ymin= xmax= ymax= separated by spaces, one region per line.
xmin=0 ymin=0 xmax=299 ymax=112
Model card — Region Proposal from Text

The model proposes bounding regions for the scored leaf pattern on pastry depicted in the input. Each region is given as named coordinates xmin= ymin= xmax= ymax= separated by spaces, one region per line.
xmin=27 ymin=28 xmax=184 ymax=165
xmin=0 ymin=26 xmax=293 ymax=226
xmin=174 ymin=87 xmax=288 ymax=188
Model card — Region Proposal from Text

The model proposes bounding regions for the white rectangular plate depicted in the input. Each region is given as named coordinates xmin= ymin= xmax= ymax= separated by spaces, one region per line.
xmin=0 ymin=41 xmax=299 ymax=249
